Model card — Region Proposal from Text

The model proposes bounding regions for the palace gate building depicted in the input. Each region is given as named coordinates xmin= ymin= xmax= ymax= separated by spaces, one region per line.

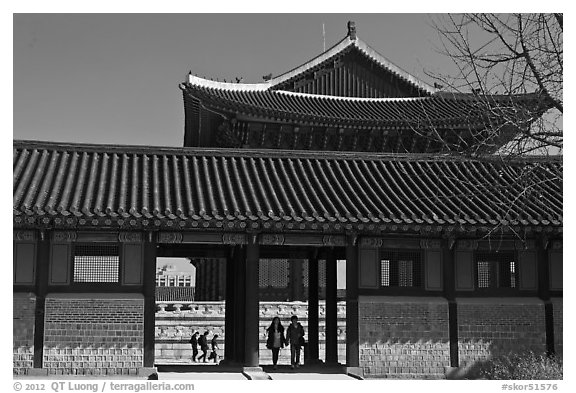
xmin=13 ymin=22 xmax=562 ymax=378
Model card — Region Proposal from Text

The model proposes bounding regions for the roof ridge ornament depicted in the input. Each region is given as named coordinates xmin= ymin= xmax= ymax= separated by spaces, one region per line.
xmin=347 ymin=21 xmax=356 ymax=40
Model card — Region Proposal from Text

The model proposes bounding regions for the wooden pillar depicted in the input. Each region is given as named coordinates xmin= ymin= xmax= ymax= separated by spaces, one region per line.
xmin=345 ymin=234 xmax=359 ymax=368
xmin=325 ymin=248 xmax=338 ymax=364
xmin=538 ymin=237 xmax=554 ymax=356
xmin=33 ymin=230 xmax=49 ymax=369
xmin=143 ymin=232 xmax=157 ymax=368
xmin=244 ymin=233 xmax=260 ymax=367
xmin=234 ymin=246 xmax=246 ymax=364
xmin=194 ymin=260 xmax=204 ymax=300
xmin=443 ymin=237 xmax=458 ymax=367
xmin=224 ymin=247 xmax=236 ymax=362
xmin=290 ymin=259 xmax=304 ymax=300
xmin=307 ymin=251 xmax=320 ymax=363
xmin=218 ymin=258 xmax=227 ymax=301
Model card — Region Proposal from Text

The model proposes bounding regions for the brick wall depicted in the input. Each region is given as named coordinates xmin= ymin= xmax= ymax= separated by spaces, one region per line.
xmin=457 ymin=298 xmax=546 ymax=367
xmin=155 ymin=301 xmax=347 ymax=365
xmin=43 ymin=294 xmax=144 ymax=376
xmin=13 ymin=293 xmax=36 ymax=375
xmin=358 ymin=296 xmax=450 ymax=379
xmin=551 ymin=298 xmax=562 ymax=356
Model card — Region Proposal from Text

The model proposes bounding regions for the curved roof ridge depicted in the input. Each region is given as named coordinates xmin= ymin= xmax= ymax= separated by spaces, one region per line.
xmin=186 ymin=74 xmax=270 ymax=91
xmin=273 ymin=89 xmax=433 ymax=102
xmin=184 ymin=78 xmax=435 ymax=102
xmin=183 ymin=77 xmax=542 ymax=105
xmin=266 ymin=36 xmax=353 ymax=86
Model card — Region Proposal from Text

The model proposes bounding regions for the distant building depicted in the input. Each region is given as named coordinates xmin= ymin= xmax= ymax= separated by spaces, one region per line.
xmin=155 ymin=263 xmax=196 ymax=302
xmin=156 ymin=263 xmax=194 ymax=287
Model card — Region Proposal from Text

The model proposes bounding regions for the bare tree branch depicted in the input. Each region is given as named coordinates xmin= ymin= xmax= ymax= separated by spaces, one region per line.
xmin=554 ymin=13 xmax=563 ymax=30
xmin=427 ymin=13 xmax=562 ymax=156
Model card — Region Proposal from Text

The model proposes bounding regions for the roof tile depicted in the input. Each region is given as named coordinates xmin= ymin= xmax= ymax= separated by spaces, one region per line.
xmin=182 ymin=83 xmax=544 ymax=133
xmin=13 ymin=140 xmax=562 ymax=232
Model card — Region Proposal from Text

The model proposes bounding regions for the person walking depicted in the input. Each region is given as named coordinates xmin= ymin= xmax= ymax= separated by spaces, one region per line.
xmin=189 ymin=331 xmax=199 ymax=362
xmin=266 ymin=317 xmax=286 ymax=370
xmin=197 ymin=331 xmax=210 ymax=363
xmin=285 ymin=315 xmax=305 ymax=369
xmin=209 ymin=334 xmax=220 ymax=363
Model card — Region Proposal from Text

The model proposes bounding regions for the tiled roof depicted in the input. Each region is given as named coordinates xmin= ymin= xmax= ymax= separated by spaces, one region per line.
xmin=156 ymin=286 xmax=195 ymax=302
xmin=13 ymin=140 xmax=562 ymax=233
xmin=185 ymin=34 xmax=437 ymax=96
xmin=181 ymin=81 xmax=543 ymax=130
xmin=265 ymin=35 xmax=437 ymax=95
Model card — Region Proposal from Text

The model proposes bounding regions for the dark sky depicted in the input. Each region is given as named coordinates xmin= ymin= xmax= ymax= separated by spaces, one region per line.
xmin=13 ymin=13 xmax=456 ymax=147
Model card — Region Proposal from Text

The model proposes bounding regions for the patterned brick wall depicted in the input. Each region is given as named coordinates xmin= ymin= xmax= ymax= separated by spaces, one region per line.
xmin=359 ymin=297 xmax=450 ymax=378
xmin=13 ymin=293 xmax=36 ymax=375
xmin=43 ymin=294 xmax=144 ymax=376
xmin=457 ymin=298 xmax=546 ymax=367
xmin=551 ymin=298 xmax=562 ymax=356
xmin=155 ymin=301 xmax=347 ymax=365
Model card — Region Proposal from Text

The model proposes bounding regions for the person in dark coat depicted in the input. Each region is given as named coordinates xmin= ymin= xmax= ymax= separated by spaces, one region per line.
xmin=197 ymin=331 xmax=210 ymax=362
xmin=266 ymin=317 xmax=286 ymax=370
xmin=209 ymin=334 xmax=220 ymax=363
xmin=189 ymin=331 xmax=199 ymax=362
xmin=285 ymin=315 xmax=305 ymax=369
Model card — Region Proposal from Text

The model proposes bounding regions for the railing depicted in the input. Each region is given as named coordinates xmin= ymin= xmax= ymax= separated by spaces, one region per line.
xmin=154 ymin=300 xmax=347 ymax=364
xmin=155 ymin=300 xmax=347 ymax=317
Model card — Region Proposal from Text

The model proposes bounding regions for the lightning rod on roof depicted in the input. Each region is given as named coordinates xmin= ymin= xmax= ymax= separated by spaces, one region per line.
xmin=323 ymin=23 xmax=326 ymax=52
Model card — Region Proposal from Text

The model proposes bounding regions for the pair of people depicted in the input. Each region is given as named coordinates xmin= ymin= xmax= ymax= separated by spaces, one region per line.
xmin=266 ymin=315 xmax=305 ymax=369
xmin=190 ymin=331 xmax=219 ymax=363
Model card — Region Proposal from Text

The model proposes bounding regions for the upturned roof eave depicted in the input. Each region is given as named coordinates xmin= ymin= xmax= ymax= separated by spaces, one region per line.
xmin=182 ymin=86 xmax=542 ymax=131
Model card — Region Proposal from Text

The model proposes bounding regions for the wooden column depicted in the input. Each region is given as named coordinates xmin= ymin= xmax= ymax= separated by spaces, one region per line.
xmin=193 ymin=260 xmax=204 ymax=300
xmin=234 ymin=246 xmax=246 ymax=364
xmin=538 ymin=237 xmax=554 ymax=356
xmin=325 ymin=248 xmax=338 ymax=364
xmin=443 ymin=237 xmax=458 ymax=367
xmin=290 ymin=259 xmax=304 ymax=301
xmin=345 ymin=234 xmax=359 ymax=368
xmin=224 ymin=247 xmax=236 ymax=362
xmin=307 ymin=251 xmax=320 ymax=363
xmin=33 ymin=230 xmax=49 ymax=369
xmin=244 ymin=233 xmax=260 ymax=367
xmin=143 ymin=232 xmax=157 ymax=368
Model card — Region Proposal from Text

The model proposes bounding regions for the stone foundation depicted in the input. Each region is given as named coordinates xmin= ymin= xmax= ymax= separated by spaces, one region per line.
xmin=43 ymin=294 xmax=144 ymax=376
xmin=13 ymin=293 xmax=36 ymax=375
xmin=358 ymin=296 xmax=450 ymax=378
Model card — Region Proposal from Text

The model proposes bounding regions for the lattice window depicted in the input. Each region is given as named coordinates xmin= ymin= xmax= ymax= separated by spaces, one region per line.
xmin=477 ymin=261 xmax=492 ymax=288
xmin=259 ymin=259 xmax=289 ymax=288
xmin=380 ymin=259 xmax=390 ymax=286
xmin=319 ymin=259 xmax=326 ymax=288
xmin=73 ymin=244 xmax=120 ymax=283
xmin=398 ymin=260 xmax=413 ymax=286
xmin=475 ymin=252 xmax=517 ymax=289
xmin=380 ymin=250 xmax=422 ymax=288
xmin=259 ymin=260 xmax=268 ymax=286
xmin=302 ymin=259 xmax=328 ymax=288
